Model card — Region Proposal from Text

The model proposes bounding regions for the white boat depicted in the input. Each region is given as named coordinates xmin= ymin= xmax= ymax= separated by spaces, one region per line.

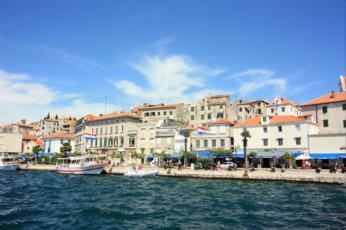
xmin=0 ymin=153 xmax=19 ymax=171
xmin=124 ymin=166 xmax=159 ymax=177
xmin=56 ymin=155 xmax=108 ymax=175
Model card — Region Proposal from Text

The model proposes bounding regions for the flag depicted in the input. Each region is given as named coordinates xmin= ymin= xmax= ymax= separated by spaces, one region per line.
xmin=196 ymin=126 xmax=211 ymax=135
xmin=84 ymin=133 xmax=96 ymax=140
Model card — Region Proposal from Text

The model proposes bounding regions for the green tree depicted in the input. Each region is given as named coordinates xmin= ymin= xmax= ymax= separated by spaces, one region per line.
xmin=241 ymin=130 xmax=251 ymax=177
xmin=60 ymin=142 xmax=72 ymax=157
xmin=282 ymin=152 xmax=295 ymax=169
xmin=210 ymin=148 xmax=234 ymax=158
xmin=33 ymin=145 xmax=43 ymax=153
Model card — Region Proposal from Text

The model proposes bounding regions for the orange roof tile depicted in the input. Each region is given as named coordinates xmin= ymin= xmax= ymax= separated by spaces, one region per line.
xmin=249 ymin=99 xmax=269 ymax=104
xmin=269 ymin=115 xmax=307 ymax=125
xmin=22 ymin=134 xmax=38 ymax=141
xmin=11 ymin=123 xmax=34 ymax=129
xmin=302 ymin=91 xmax=346 ymax=106
xmin=209 ymin=119 xmax=235 ymax=125
xmin=84 ymin=114 xmax=97 ymax=121
xmin=42 ymin=132 xmax=75 ymax=139
xmin=234 ymin=117 xmax=261 ymax=127
xmin=91 ymin=112 xmax=140 ymax=122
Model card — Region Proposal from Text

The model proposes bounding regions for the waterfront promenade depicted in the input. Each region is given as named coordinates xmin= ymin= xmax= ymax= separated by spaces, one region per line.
xmin=19 ymin=164 xmax=346 ymax=184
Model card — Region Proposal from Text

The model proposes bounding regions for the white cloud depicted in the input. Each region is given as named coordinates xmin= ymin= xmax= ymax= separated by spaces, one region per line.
xmin=0 ymin=69 xmax=120 ymax=125
xmin=230 ymin=68 xmax=287 ymax=98
xmin=112 ymin=54 xmax=225 ymax=103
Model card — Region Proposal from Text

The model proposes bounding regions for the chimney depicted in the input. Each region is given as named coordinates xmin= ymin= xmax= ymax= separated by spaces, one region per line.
xmin=21 ymin=119 xmax=26 ymax=124
xmin=330 ymin=90 xmax=335 ymax=98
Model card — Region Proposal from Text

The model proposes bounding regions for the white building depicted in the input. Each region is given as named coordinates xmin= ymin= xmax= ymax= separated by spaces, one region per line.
xmin=0 ymin=133 xmax=22 ymax=154
xmin=233 ymin=115 xmax=319 ymax=160
xmin=42 ymin=132 xmax=75 ymax=154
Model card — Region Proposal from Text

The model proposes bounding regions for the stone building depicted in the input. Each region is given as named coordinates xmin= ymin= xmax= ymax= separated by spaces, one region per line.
xmin=132 ymin=103 xmax=187 ymax=123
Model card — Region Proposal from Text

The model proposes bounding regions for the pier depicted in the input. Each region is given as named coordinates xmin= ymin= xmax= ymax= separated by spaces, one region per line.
xmin=19 ymin=164 xmax=346 ymax=184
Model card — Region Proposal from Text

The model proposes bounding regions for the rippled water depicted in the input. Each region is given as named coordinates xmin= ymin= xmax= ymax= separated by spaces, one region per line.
xmin=0 ymin=171 xmax=346 ymax=229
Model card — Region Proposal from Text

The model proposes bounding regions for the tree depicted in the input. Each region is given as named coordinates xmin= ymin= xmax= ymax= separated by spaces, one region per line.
xmin=33 ymin=145 xmax=43 ymax=153
xmin=55 ymin=115 xmax=59 ymax=120
xmin=282 ymin=152 xmax=295 ymax=169
xmin=180 ymin=130 xmax=191 ymax=166
xmin=241 ymin=130 xmax=251 ymax=177
xmin=60 ymin=142 xmax=72 ymax=157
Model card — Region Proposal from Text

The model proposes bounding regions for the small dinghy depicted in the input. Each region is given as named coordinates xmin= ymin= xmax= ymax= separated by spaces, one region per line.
xmin=124 ymin=165 xmax=159 ymax=177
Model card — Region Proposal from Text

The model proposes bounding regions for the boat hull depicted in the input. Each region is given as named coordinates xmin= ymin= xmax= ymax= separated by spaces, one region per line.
xmin=56 ymin=164 xmax=106 ymax=175
xmin=124 ymin=170 xmax=159 ymax=177
xmin=0 ymin=164 xmax=19 ymax=171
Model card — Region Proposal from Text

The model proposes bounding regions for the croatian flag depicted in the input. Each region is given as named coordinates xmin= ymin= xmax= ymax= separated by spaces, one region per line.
xmin=84 ymin=133 xmax=97 ymax=140
xmin=196 ymin=127 xmax=211 ymax=135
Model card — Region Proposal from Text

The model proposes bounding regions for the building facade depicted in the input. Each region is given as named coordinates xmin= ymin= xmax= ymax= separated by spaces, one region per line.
xmin=0 ymin=133 xmax=22 ymax=154
xmin=132 ymin=103 xmax=187 ymax=123
xmin=42 ymin=132 xmax=75 ymax=154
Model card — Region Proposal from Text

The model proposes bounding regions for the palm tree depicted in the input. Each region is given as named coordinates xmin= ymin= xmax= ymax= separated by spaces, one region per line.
xmin=180 ymin=130 xmax=191 ymax=167
xmin=241 ymin=130 xmax=251 ymax=177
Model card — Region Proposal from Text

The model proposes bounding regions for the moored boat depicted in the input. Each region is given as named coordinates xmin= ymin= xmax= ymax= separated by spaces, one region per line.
xmin=124 ymin=165 xmax=159 ymax=177
xmin=0 ymin=154 xmax=19 ymax=171
xmin=56 ymin=155 xmax=108 ymax=175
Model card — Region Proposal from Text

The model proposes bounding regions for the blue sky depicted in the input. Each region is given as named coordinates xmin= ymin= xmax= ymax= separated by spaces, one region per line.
xmin=0 ymin=0 xmax=344 ymax=124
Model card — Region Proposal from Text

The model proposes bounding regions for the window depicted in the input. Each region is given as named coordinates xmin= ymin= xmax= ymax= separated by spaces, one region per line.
xmin=208 ymin=105 xmax=211 ymax=110
xmin=295 ymin=124 xmax=300 ymax=131
xmin=201 ymin=105 xmax=205 ymax=111
xmin=150 ymin=112 xmax=155 ymax=116
xmin=263 ymin=127 xmax=267 ymax=133
xmin=204 ymin=140 xmax=208 ymax=147
xmin=263 ymin=117 xmax=267 ymax=122
xmin=323 ymin=120 xmax=328 ymax=127
xmin=169 ymin=111 xmax=173 ymax=115
xmin=257 ymin=109 xmax=261 ymax=114
xmin=191 ymin=115 xmax=195 ymax=120
xmin=158 ymin=112 xmax=160 ymax=116
xmin=271 ymin=108 xmax=274 ymax=113
xmin=343 ymin=104 xmax=346 ymax=110
xmin=295 ymin=137 xmax=301 ymax=145
xmin=212 ymin=139 xmax=216 ymax=147
xmin=163 ymin=111 xmax=167 ymax=115
xmin=277 ymin=138 xmax=283 ymax=146
xmin=263 ymin=139 xmax=268 ymax=146
xmin=220 ymin=139 xmax=225 ymax=147
xmin=231 ymin=137 xmax=234 ymax=145
xmin=217 ymin=113 xmax=223 ymax=119
xmin=278 ymin=126 xmax=282 ymax=132
xmin=105 ymin=127 xmax=108 ymax=135
xmin=208 ymin=113 xmax=212 ymax=119
xmin=344 ymin=120 xmax=346 ymax=128
xmin=196 ymin=140 xmax=200 ymax=148
xmin=100 ymin=128 xmax=103 ymax=135
xmin=201 ymin=114 xmax=205 ymax=120
xmin=239 ymin=107 xmax=243 ymax=112
xmin=129 ymin=137 xmax=135 ymax=147
xmin=145 ymin=112 xmax=149 ymax=117
xmin=110 ymin=127 xmax=113 ymax=134
xmin=191 ymin=106 xmax=195 ymax=112
xmin=121 ymin=125 xmax=124 ymax=133
xmin=322 ymin=106 xmax=328 ymax=113
xmin=60 ymin=139 xmax=63 ymax=144
xmin=281 ymin=107 xmax=285 ymax=112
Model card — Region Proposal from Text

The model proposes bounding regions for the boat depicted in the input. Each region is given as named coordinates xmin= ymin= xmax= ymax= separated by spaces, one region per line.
xmin=0 ymin=153 xmax=19 ymax=170
xmin=56 ymin=155 xmax=108 ymax=175
xmin=124 ymin=165 xmax=159 ymax=177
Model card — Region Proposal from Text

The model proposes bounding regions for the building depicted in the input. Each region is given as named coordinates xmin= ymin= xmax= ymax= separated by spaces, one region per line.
xmin=37 ymin=114 xmax=77 ymax=136
xmin=62 ymin=119 xmax=77 ymax=134
xmin=191 ymin=119 xmax=235 ymax=151
xmin=233 ymin=115 xmax=319 ymax=167
xmin=22 ymin=134 xmax=41 ymax=153
xmin=266 ymin=97 xmax=302 ymax=116
xmin=301 ymin=91 xmax=346 ymax=134
xmin=0 ymin=133 xmax=22 ymax=154
xmin=132 ymin=103 xmax=187 ymax=123
xmin=86 ymin=112 xmax=141 ymax=156
xmin=74 ymin=114 xmax=97 ymax=153
xmin=42 ymin=132 xmax=75 ymax=154
xmin=0 ymin=119 xmax=35 ymax=135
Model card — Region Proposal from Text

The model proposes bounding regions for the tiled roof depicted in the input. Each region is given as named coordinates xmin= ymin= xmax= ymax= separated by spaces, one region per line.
xmin=22 ymin=134 xmax=38 ymax=141
xmin=302 ymin=91 xmax=346 ymax=106
xmin=209 ymin=119 xmax=235 ymax=125
xmin=249 ymin=99 xmax=269 ymax=104
xmin=84 ymin=114 xmax=97 ymax=121
xmin=267 ymin=97 xmax=299 ymax=108
xmin=133 ymin=103 xmax=179 ymax=111
xmin=234 ymin=117 xmax=261 ymax=127
xmin=234 ymin=115 xmax=310 ymax=127
xmin=269 ymin=115 xmax=307 ymax=125
xmin=91 ymin=112 xmax=140 ymax=122
xmin=42 ymin=132 xmax=75 ymax=139
xmin=12 ymin=123 xmax=34 ymax=129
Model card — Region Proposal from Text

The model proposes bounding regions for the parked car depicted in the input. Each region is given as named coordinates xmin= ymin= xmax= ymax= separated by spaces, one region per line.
xmin=220 ymin=161 xmax=237 ymax=170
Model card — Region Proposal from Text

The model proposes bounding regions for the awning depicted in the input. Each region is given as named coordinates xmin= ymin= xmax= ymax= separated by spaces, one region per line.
xmin=234 ymin=152 xmax=244 ymax=158
xmin=146 ymin=154 xmax=154 ymax=159
xmin=257 ymin=151 xmax=286 ymax=158
xmin=20 ymin=153 xmax=28 ymax=158
xmin=310 ymin=153 xmax=346 ymax=159
xmin=193 ymin=150 xmax=215 ymax=159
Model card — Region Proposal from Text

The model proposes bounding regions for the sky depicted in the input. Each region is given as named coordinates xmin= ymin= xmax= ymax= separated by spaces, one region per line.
xmin=0 ymin=0 xmax=345 ymax=124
